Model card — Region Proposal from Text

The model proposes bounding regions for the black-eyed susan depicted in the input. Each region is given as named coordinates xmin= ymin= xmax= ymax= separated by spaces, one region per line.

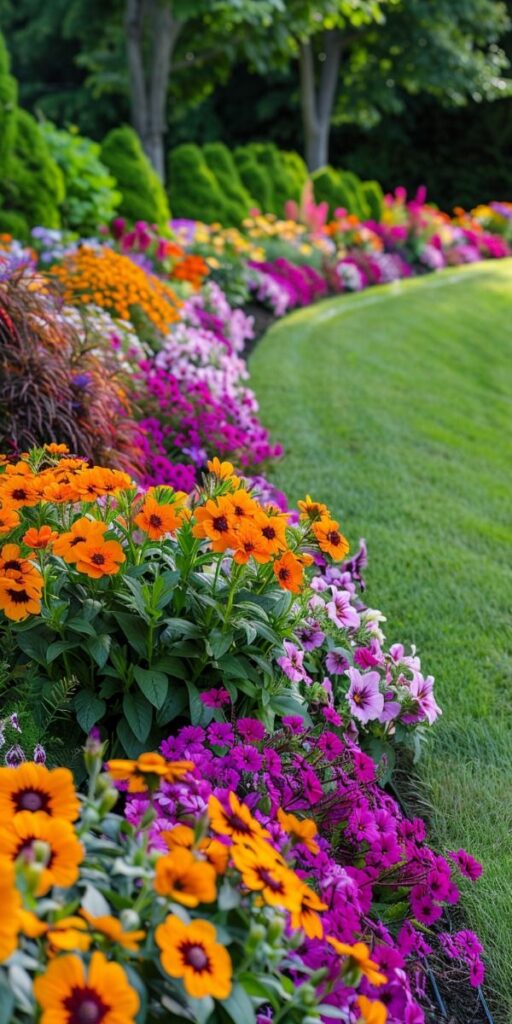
xmin=0 ymin=855 xmax=21 ymax=963
xmin=154 ymin=847 xmax=217 ymax=906
xmin=0 ymin=543 xmax=38 ymax=579
xmin=22 ymin=525 xmax=59 ymax=549
xmin=74 ymin=537 xmax=126 ymax=579
xmin=106 ymin=753 xmax=194 ymax=793
xmin=289 ymin=884 xmax=327 ymax=939
xmin=231 ymin=839 xmax=302 ymax=912
xmin=312 ymin=518 xmax=349 ymax=561
xmin=33 ymin=951 xmax=139 ymax=1024
xmin=253 ymin=510 xmax=288 ymax=554
xmin=327 ymin=938 xmax=387 ymax=986
xmin=155 ymin=914 xmax=232 ymax=999
xmin=191 ymin=497 xmax=238 ymax=552
xmin=208 ymin=792 xmax=270 ymax=842
xmin=277 ymin=808 xmax=320 ymax=855
xmin=0 ymin=811 xmax=84 ymax=895
xmin=0 ymin=475 xmax=39 ymax=508
xmin=80 ymin=909 xmax=145 ymax=952
xmin=53 ymin=517 xmax=107 ymax=562
xmin=0 ymin=576 xmax=42 ymax=620
xmin=134 ymin=495 xmax=183 ymax=539
xmin=0 ymin=504 xmax=19 ymax=534
xmin=232 ymin=521 xmax=272 ymax=565
xmin=297 ymin=495 xmax=330 ymax=522
xmin=0 ymin=763 xmax=80 ymax=821
xmin=273 ymin=550 xmax=304 ymax=593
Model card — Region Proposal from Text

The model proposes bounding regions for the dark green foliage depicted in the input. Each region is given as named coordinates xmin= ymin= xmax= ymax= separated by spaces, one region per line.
xmin=244 ymin=143 xmax=296 ymax=214
xmin=281 ymin=150 xmax=308 ymax=199
xmin=0 ymin=109 xmax=64 ymax=230
xmin=360 ymin=179 xmax=384 ymax=222
xmin=0 ymin=210 xmax=30 ymax=239
xmin=234 ymin=148 xmax=272 ymax=213
xmin=311 ymin=166 xmax=344 ymax=217
xmin=0 ymin=31 xmax=17 ymax=175
xmin=202 ymin=141 xmax=254 ymax=223
xmin=101 ymin=126 xmax=170 ymax=227
xmin=168 ymin=143 xmax=226 ymax=224
xmin=42 ymin=122 xmax=120 ymax=233
xmin=311 ymin=165 xmax=374 ymax=219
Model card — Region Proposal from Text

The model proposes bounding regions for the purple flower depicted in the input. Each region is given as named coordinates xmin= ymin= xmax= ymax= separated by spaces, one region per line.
xmin=326 ymin=588 xmax=360 ymax=630
xmin=231 ymin=745 xmax=263 ymax=773
xmin=277 ymin=641 xmax=310 ymax=683
xmin=317 ymin=731 xmax=344 ymax=762
xmin=296 ymin=619 xmax=325 ymax=651
xmin=5 ymin=745 xmax=25 ymax=767
xmin=199 ymin=688 xmax=231 ymax=708
xmin=354 ymin=639 xmax=383 ymax=669
xmin=237 ymin=718 xmax=266 ymax=743
xmin=282 ymin=716 xmax=305 ymax=734
xmin=322 ymin=706 xmax=343 ymax=727
xmin=9 ymin=713 xmax=21 ymax=733
xmin=325 ymin=649 xmax=350 ymax=675
xmin=207 ymin=722 xmax=234 ymax=747
xmin=33 ymin=744 xmax=47 ymax=764
xmin=448 ymin=848 xmax=483 ymax=881
xmin=346 ymin=668 xmax=384 ymax=723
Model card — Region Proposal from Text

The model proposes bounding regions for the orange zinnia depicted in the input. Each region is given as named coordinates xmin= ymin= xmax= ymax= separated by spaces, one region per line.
xmin=0 ymin=811 xmax=84 ymax=895
xmin=312 ymin=518 xmax=349 ymax=561
xmin=156 ymin=915 xmax=232 ymax=999
xmin=273 ymin=550 xmax=304 ymax=593
xmin=0 ymin=763 xmax=79 ymax=821
xmin=34 ymin=951 xmax=139 ymax=1024
xmin=134 ymin=495 xmax=183 ymax=539
xmin=327 ymin=938 xmax=387 ymax=986
xmin=74 ymin=537 xmax=126 ymax=578
xmin=22 ymin=525 xmax=59 ymax=549
xmin=0 ymin=855 xmax=21 ymax=963
xmin=154 ymin=847 xmax=217 ymax=906
xmin=277 ymin=808 xmax=319 ymax=855
xmin=208 ymin=792 xmax=270 ymax=842
xmin=106 ymin=752 xmax=194 ymax=793
xmin=192 ymin=497 xmax=237 ymax=552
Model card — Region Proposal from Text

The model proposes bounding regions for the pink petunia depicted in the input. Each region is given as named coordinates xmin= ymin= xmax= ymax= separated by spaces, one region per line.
xmin=346 ymin=668 xmax=384 ymax=724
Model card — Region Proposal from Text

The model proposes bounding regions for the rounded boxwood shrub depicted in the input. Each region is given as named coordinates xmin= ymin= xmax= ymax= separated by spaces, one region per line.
xmin=0 ymin=32 xmax=17 ymax=177
xmin=311 ymin=165 xmax=344 ymax=216
xmin=361 ymin=179 xmax=384 ymax=222
xmin=168 ymin=143 xmax=226 ymax=224
xmin=281 ymin=150 xmax=308 ymax=202
xmin=202 ymin=141 xmax=254 ymax=223
xmin=101 ymin=126 xmax=170 ymax=227
xmin=0 ymin=209 xmax=30 ymax=239
xmin=233 ymin=148 xmax=272 ymax=213
xmin=42 ymin=122 xmax=121 ymax=234
xmin=1 ymin=109 xmax=64 ymax=231
xmin=243 ymin=143 xmax=295 ymax=215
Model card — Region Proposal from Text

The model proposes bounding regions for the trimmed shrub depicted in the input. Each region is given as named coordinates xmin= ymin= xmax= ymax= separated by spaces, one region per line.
xmin=281 ymin=149 xmax=309 ymax=201
xmin=361 ymin=179 xmax=384 ymax=222
xmin=0 ymin=210 xmax=30 ymax=239
xmin=243 ymin=143 xmax=296 ymax=214
xmin=101 ymin=126 xmax=170 ymax=227
xmin=202 ymin=141 xmax=254 ymax=223
xmin=233 ymin=148 xmax=272 ymax=213
xmin=0 ymin=32 xmax=17 ymax=177
xmin=311 ymin=165 xmax=344 ymax=216
xmin=168 ymin=143 xmax=226 ymax=224
xmin=42 ymin=122 xmax=121 ymax=234
xmin=1 ymin=109 xmax=64 ymax=232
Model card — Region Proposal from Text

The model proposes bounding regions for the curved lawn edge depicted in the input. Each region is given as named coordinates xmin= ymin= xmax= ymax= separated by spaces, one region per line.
xmin=249 ymin=258 xmax=512 ymax=1020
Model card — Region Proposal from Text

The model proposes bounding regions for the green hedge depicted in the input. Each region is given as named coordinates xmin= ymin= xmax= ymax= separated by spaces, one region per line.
xmin=233 ymin=149 xmax=272 ymax=214
xmin=361 ymin=179 xmax=384 ymax=222
xmin=168 ymin=143 xmax=231 ymax=225
xmin=312 ymin=165 xmax=381 ymax=220
xmin=43 ymin=122 xmax=120 ymax=234
xmin=0 ymin=109 xmax=64 ymax=237
xmin=101 ymin=126 xmax=170 ymax=227
xmin=0 ymin=32 xmax=16 ymax=177
xmin=202 ymin=142 xmax=254 ymax=223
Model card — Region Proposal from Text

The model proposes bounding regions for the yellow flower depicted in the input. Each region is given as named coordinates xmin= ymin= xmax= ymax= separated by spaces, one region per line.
xmin=34 ymin=951 xmax=139 ymax=1024
xmin=156 ymin=914 xmax=232 ymax=999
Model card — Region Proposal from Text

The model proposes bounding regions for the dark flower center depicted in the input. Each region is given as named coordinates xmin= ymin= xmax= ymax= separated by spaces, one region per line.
xmin=11 ymin=488 xmax=28 ymax=501
xmin=6 ymin=587 xmax=30 ymax=604
xmin=243 ymin=541 xmax=255 ymax=552
xmin=90 ymin=553 xmax=105 ymax=565
xmin=70 ymin=535 xmax=86 ymax=547
xmin=262 ymin=525 xmax=276 ymax=540
xmin=3 ymin=559 xmax=23 ymax=572
xmin=227 ymin=812 xmax=253 ymax=836
xmin=149 ymin=513 xmax=163 ymax=528
xmin=64 ymin=987 xmax=109 ymax=1024
xmin=181 ymin=942 xmax=210 ymax=972
xmin=327 ymin=530 xmax=340 ymax=546
xmin=212 ymin=515 xmax=228 ymax=533
xmin=14 ymin=788 xmax=50 ymax=813
xmin=257 ymin=868 xmax=284 ymax=893
xmin=278 ymin=568 xmax=290 ymax=581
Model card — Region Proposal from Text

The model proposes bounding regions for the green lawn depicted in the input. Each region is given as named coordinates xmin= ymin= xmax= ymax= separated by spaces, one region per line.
xmin=249 ymin=261 xmax=512 ymax=1018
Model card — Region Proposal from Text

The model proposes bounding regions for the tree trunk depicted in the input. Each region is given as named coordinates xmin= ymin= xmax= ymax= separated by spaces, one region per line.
xmin=299 ymin=29 xmax=343 ymax=172
xmin=124 ymin=0 xmax=182 ymax=181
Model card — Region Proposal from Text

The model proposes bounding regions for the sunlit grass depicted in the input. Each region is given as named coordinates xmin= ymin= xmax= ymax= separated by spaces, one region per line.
xmin=250 ymin=260 xmax=512 ymax=1018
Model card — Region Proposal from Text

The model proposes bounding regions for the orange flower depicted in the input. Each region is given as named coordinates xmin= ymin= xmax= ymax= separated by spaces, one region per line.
xmin=53 ymin=516 xmax=107 ymax=562
xmin=231 ymin=840 xmax=302 ymax=912
xmin=134 ymin=495 xmax=183 ymax=538
xmin=0 ymin=577 xmax=42 ymax=620
xmin=232 ymin=520 xmax=272 ymax=565
xmin=225 ymin=489 xmax=260 ymax=524
xmin=0 ymin=763 xmax=80 ymax=821
xmin=0 ymin=855 xmax=21 ymax=963
xmin=80 ymin=909 xmax=145 ymax=951
xmin=297 ymin=495 xmax=330 ymax=522
xmin=289 ymin=884 xmax=327 ymax=939
xmin=0 ymin=505 xmax=20 ymax=534
xmin=0 ymin=543 xmax=37 ymax=579
xmin=253 ymin=511 xmax=288 ymax=554
xmin=312 ymin=518 xmax=349 ymax=561
xmin=277 ymin=808 xmax=319 ymax=855
xmin=106 ymin=752 xmax=193 ymax=793
xmin=208 ymin=792 xmax=270 ymax=842
xmin=327 ymin=938 xmax=387 ymax=986
xmin=207 ymin=457 xmax=236 ymax=481
xmin=161 ymin=826 xmax=229 ymax=875
xmin=22 ymin=525 xmax=59 ymax=549
xmin=155 ymin=915 xmax=232 ymax=999
xmin=34 ymin=951 xmax=139 ymax=1024
xmin=74 ymin=467 xmax=132 ymax=501
xmin=356 ymin=996 xmax=388 ymax=1023
xmin=74 ymin=536 xmax=126 ymax=579
xmin=273 ymin=550 xmax=304 ymax=593
xmin=154 ymin=847 xmax=217 ymax=906
xmin=44 ymin=443 xmax=70 ymax=454
xmin=0 ymin=475 xmax=39 ymax=508
xmin=0 ymin=811 xmax=84 ymax=895
xmin=192 ymin=497 xmax=238 ymax=552
xmin=44 ymin=915 xmax=91 ymax=952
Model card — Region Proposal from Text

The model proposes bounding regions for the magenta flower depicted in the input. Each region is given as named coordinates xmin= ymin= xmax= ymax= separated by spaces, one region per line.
xmin=282 ymin=715 xmax=305 ymax=734
xmin=200 ymin=687 xmax=231 ymax=708
xmin=326 ymin=588 xmax=360 ymax=630
xmin=277 ymin=641 xmax=310 ymax=683
xmin=237 ymin=718 xmax=266 ymax=743
xmin=207 ymin=722 xmax=234 ymax=746
xmin=346 ymin=668 xmax=384 ymax=723
xmin=448 ymin=849 xmax=483 ymax=881
xmin=322 ymin=705 xmax=343 ymax=727
xmin=325 ymin=649 xmax=350 ymax=675
xmin=317 ymin=731 xmax=344 ymax=762
xmin=408 ymin=673 xmax=441 ymax=724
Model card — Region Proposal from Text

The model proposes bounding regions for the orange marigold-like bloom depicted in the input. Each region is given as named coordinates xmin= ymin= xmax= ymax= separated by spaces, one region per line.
xmin=289 ymin=884 xmax=327 ymax=939
xmin=0 ymin=475 xmax=39 ymax=508
xmin=155 ymin=915 xmax=232 ymax=1000
xmin=232 ymin=521 xmax=272 ymax=565
xmin=34 ymin=951 xmax=139 ymax=1024
xmin=73 ymin=467 xmax=132 ymax=501
xmin=253 ymin=511 xmax=288 ymax=554
xmin=0 ymin=811 xmax=84 ymax=896
xmin=207 ymin=457 xmax=236 ymax=481
xmin=106 ymin=752 xmax=194 ymax=793
xmin=79 ymin=909 xmax=146 ymax=951
xmin=74 ymin=537 xmax=126 ymax=579
xmin=356 ymin=995 xmax=388 ymax=1023
xmin=44 ymin=443 xmax=70 ymax=454
xmin=192 ymin=497 xmax=238 ymax=552
xmin=0 ymin=855 xmax=21 ymax=963
xmin=154 ymin=847 xmax=217 ymax=906
xmin=225 ymin=489 xmax=260 ymax=524
xmin=273 ymin=550 xmax=304 ymax=593
xmin=312 ymin=517 xmax=350 ymax=561
xmin=327 ymin=938 xmax=387 ymax=986
xmin=22 ymin=525 xmax=59 ymax=549
xmin=231 ymin=840 xmax=302 ymax=912
xmin=0 ymin=505 xmax=20 ymax=534
xmin=0 ymin=543 xmax=37 ymax=579
xmin=277 ymin=808 xmax=319 ymax=855
xmin=161 ymin=826 xmax=230 ymax=875
xmin=208 ymin=792 xmax=270 ymax=842
xmin=297 ymin=495 xmax=330 ymax=522
xmin=0 ymin=763 xmax=79 ymax=821
xmin=0 ymin=576 xmax=42 ymax=620
xmin=134 ymin=495 xmax=184 ymax=539
xmin=53 ymin=517 xmax=107 ymax=563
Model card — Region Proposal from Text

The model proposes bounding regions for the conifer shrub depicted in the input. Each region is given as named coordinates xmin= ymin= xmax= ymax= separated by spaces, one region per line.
xmin=168 ymin=143 xmax=227 ymax=224
xmin=361 ymin=179 xmax=384 ymax=222
xmin=1 ymin=109 xmax=64 ymax=233
xmin=0 ymin=32 xmax=16 ymax=177
xmin=233 ymin=148 xmax=272 ymax=213
xmin=101 ymin=126 xmax=170 ymax=227
xmin=202 ymin=141 xmax=254 ymax=223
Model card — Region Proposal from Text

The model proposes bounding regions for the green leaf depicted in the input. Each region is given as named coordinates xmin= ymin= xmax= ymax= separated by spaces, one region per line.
xmin=0 ymin=982 xmax=14 ymax=1024
xmin=117 ymin=718 xmax=148 ymax=758
xmin=270 ymin=694 xmax=310 ymax=722
xmin=207 ymin=628 xmax=234 ymax=660
xmin=221 ymin=983 xmax=256 ymax=1024
xmin=185 ymin=996 xmax=214 ymax=1024
xmin=133 ymin=667 xmax=169 ymax=709
xmin=46 ymin=639 xmax=79 ymax=663
xmin=123 ymin=691 xmax=152 ymax=742
xmin=185 ymin=680 xmax=208 ymax=726
xmin=85 ymin=634 xmax=112 ymax=669
xmin=112 ymin=612 xmax=148 ymax=657
xmin=162 ymin=617 xmax=202 ymax=639
xmin=16 ymin=627 xmax=55 ymax=665
xmin=217 ymin=653 xmax=250 ymax=679
xmin=73 ymin=690 xmax=106 ymax=733
xmin=156 ymin=687 xmax=188 ymax=726
xmin=152 ymin=655 xmax=189 ymax=679
xmin=65 ymin=617 xmax=97 ymax=637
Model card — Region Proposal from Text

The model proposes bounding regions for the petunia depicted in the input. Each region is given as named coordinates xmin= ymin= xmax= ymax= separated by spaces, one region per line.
xmin=346 ymin=668 xmax=384 ymax=724
xmin=277 ymin=641 xmax=310 ymax=683
xmin=326 ymin=587 xmax=360 ymax=630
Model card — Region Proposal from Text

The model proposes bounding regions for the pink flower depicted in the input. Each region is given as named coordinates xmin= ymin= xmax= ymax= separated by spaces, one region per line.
xmin=326 ymin=588 xmax=360 ymax=630
xmin=408 ymin=673 xmax=441 ymax=724
xmin=346 ymin=668 xmax=384 ymax=724
xmin=277 ymin=641 xmax=310 ymax=683
xmin=200 ymin=688 xmax=231 ymax=708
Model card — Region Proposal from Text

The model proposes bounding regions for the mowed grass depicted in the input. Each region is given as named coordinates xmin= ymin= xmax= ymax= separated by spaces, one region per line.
xmin=249 ymin=261 xmax=512 ymax=1018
